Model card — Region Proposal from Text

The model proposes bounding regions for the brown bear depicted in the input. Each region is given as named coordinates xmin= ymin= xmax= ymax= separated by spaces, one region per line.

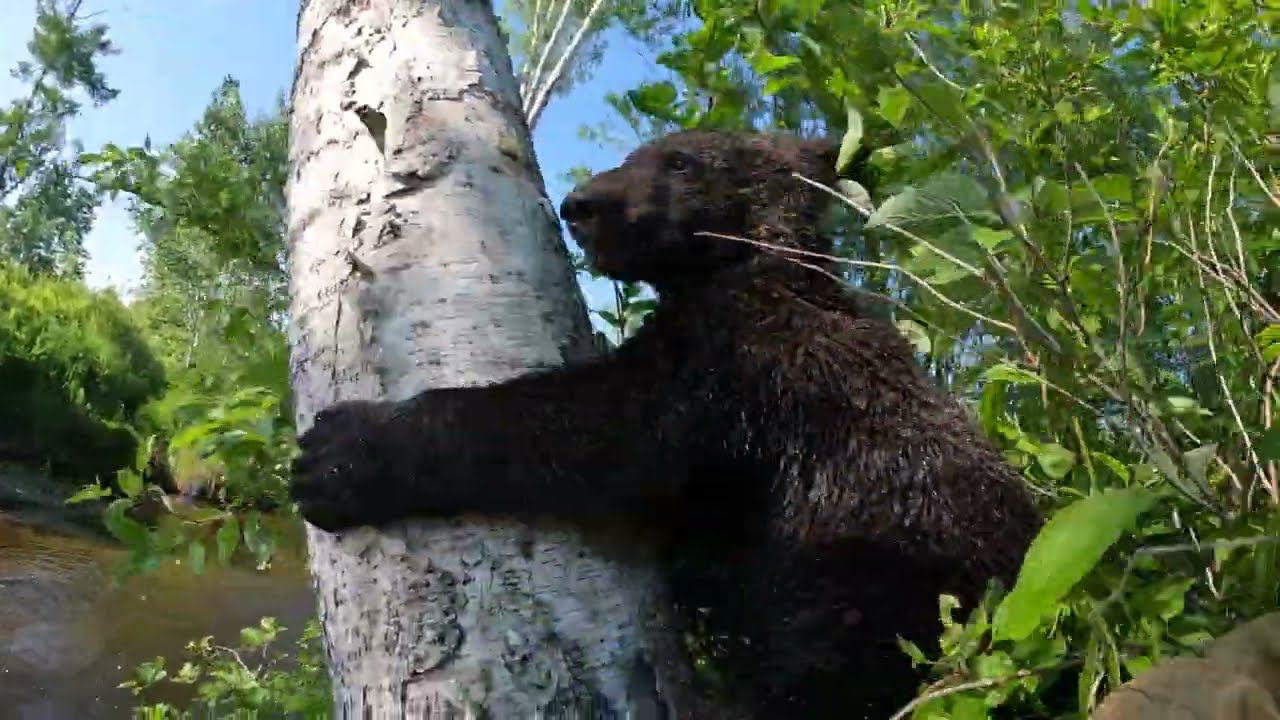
xmin=290 ymin=130 xmax=1043 ymax=719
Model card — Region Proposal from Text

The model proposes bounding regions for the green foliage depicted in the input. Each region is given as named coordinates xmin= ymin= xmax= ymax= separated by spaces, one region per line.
xmin=55 ymin=76 xmax=297 ymax=578
xmin=68 ymin=434 xmax=279 ymax=578
xmin=992 ymin=489 xmax=1156 ymax=644
xmin=570 ymin=245 xmax=656 ymax=345
xmin=615 ymin=0 xmax=1280 ymax=716
xmin=81 ymin=78 xmax=295 ymax=512
xmin=0 ymin=260 xmax=164 ymax=478
xmin=0 ymin=0 xmax=118 ymax=278
xmin=121 ymin=617 xmax=331 ymax=718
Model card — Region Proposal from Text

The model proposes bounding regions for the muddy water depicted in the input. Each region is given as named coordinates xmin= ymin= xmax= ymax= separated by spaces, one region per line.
xmin=0 ymin=512 xmax=317 ymax=719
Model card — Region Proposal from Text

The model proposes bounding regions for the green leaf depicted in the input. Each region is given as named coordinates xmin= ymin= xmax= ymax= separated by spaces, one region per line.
xmin=866 ymin=172 xmax=991 ymax=229
xmin=104 ymin=498 xmax=149 ymax=550
xmin=1258 ymin=427 xmax=1280 ymax=462
xmin=1182 ymin=443 xmax=1217 ymax=485
xmin=973 ymin=227 xmax=1013 ymax=251
xmin=65 ymin=482 xmax=112 ymax=505
xmin=751 ymin=50 xmax=798 ymax=75
xmin=896 ymin=319 xmax=932 ymax=355
xmin=1165 ymin=396 xmax=1208 ymax=416
xmin=914 ymin=80 xmax=969 ymax=129
xmin=947 ymin=695 xmax=990 ymax=720
xmin=1089 ymin=174 xmax=1134 ymax=205
xmin=1092 ymin=453 xmax=1131 ymax=482
xmin=1255 ymin=324 xmax=1280 ymax=346
xmin=865 ymin=187 xmax=922 ymax=229
xmin=1134 ymin=577 xmax=1195 ymax=621
xmin=983 ymin=362 xmax=1042 ymax=386
xmin=993 ymin=488 xmax=1155 ymax=642
xmin=835 ymin=104 xmax=863 ymax=174
xmin=216 ymin=516 xmax=241 ymax=564
xmin=877 ymin=85 xmax=911 ymax=128
xmin=1035 ymin=443 xmax=1077 ymax=480
xmin=836 ymin=179 xmax=873 ymax=213
xmin=117 ymin=468 xmax=143 ymax=498
xmin=897 ymin=637 xmax=929 ymax=666
xmin=626 ymin=82 xmax=679 ymax=118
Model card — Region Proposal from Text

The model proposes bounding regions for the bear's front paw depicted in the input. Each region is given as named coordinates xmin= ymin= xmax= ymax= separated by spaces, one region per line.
xmin=290 ymin=401 xmax=400 ymax=532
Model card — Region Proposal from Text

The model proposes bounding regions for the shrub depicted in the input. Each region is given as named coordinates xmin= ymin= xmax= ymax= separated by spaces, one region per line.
xmin=0 ymin=261 xmax=165 ymax=479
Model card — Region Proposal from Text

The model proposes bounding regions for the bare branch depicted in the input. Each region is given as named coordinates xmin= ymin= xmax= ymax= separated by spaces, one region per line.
xmin=1189 ymin=213 xmax=1256 ymax=497
xmin=521 ymin=0 xmax=574 ymax=116
xmin=695 ymin=230 xmax=1019 ymax=333
xmin=517 ymin=0 xmax=549 ymax=96
xmin=890 ymin=671 xmax=1035 ymax=720
xmin=1073 ymin=163 xmax=1131 ymax=419
xmin=904 ymin=32 xmax=965 ymax=93
xmin=1226 ymin=136 xmax=1280 ymax=209
xmin=526 ymin=0 xmax=608 ymax=129
xmin=795 ymin=172 xmax=1057 ymax=354
xmin=792 ymin=174 xmax=983 ymax=278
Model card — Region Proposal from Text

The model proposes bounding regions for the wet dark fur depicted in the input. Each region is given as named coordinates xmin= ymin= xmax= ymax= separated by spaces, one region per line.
xmin=291 ymin=130 xmax=1043 ymax=718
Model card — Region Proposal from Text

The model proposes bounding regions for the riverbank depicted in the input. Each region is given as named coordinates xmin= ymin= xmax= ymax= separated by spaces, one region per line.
xmin=0 ymin=461 xmax=110 ymax=538
xmin=0 ymin=464 xmax=316 ymax=719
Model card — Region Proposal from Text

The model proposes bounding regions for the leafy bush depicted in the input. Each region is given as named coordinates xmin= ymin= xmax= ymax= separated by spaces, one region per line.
xmin=0 ymin=260 xmax=165 ymax=478
xmin=121 ymin=616 xmax=331 ymax=719
xmin=611 ymin=1 xmax=1280 ymax=716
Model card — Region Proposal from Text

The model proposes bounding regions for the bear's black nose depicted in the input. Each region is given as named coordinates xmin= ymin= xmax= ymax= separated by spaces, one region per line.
xmin=560 ymin=191 xmax=595 ymax=222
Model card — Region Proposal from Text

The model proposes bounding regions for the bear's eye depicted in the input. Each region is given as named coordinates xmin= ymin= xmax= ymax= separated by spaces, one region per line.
xmin=665 ymin=152 xmax=697 ymax=173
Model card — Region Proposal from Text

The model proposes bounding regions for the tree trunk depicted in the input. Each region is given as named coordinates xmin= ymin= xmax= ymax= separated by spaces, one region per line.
xmin=286 ymin=0 xmax=691 ymax=716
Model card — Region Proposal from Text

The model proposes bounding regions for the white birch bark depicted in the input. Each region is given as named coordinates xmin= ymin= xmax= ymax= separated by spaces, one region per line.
xmin=286 ymin=1 xmax=691 ymax=716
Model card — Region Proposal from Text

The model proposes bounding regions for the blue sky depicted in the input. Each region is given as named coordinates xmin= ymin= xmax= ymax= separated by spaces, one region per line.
xmin=0 ymin=0 xmax=667 ymax=310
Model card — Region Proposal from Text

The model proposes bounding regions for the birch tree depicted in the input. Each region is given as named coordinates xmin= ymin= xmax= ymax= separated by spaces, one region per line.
xmin=287 ymin=0 xmax=691 ymax=715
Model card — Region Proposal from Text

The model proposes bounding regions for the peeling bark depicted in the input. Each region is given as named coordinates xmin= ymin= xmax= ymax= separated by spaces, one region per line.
xmin=286 ymin=1 xmax=691 ymax=716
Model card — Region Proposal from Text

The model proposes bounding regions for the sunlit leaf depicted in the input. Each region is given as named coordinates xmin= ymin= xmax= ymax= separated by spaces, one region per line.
xmin=836 ymin=104 xmax=863 ymax=174
xmin=877 ymin=85 xmax=911 ymax=128
xmin=1035 ymin=443 xmax=1076 ymax=480
xmin=993 ymin=488 xmax=1155 ymax=642
xmin=216 ymin=516 xmax=241 ymax=564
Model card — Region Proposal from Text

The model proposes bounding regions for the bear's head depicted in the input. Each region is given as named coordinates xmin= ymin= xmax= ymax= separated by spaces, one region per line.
xmin=559 ymin=130 xmax=841 ymax=288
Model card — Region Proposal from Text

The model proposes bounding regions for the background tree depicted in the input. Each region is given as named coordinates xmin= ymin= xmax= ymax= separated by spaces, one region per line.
xmin=287 ymin=0 xmax=688 ymax=714
xmin=0 ymin=0 xmax=117 ymax=278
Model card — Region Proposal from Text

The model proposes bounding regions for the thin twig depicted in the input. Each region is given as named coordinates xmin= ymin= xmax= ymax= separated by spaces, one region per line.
xmin=1097 ymin=534 xmax=1280 ymax=614
xmin=796 ymin=173 xmax=1059 ymax=355
xmin=1074 ymin=163 xmax=1131 ymax=423
xmin=1226 ymin=136 xmax=1280 ymax=209
xmin=1207 ymin=161 xmax=1260 ymax=361
xmin=1155 ymin=237 xmax=1278 ymax=322
xmin=1189 ymin=214 xmax=1255 ymax=497
xmin=889 ymin=671 xmax=1035 ymax=720
xmin=904 ymin=32 xmax=965 ymax=93
xmin=795 ymin=174 xmax=985 ymax=277
xmin=1264 ymin=356 xmax=1280 ymax=506
xmin=695 ymin=230 xmax=1015 ymax=332
xmin=1136 ymin=122 xmax=1176 ymax=336
xmin=1224 ymin=162 xmax=1277 ymax=341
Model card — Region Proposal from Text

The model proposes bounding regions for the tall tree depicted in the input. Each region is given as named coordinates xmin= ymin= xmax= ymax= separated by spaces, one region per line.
xmin=127 ymin=78 xmax=290 ymax=389
xmin=0 ymin=0 xmax=117 ymax=278
xmin=287 ymin=0 xmax=689 ymax=715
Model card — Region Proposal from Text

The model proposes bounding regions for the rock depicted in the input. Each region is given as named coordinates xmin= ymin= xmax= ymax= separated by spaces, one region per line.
xmin=1093 ymin=612 xmax=1280 ymax=720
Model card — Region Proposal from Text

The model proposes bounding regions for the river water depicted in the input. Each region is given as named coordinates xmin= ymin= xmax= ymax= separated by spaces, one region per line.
xmin=0 ymin=511 xmax=316 ymax=719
